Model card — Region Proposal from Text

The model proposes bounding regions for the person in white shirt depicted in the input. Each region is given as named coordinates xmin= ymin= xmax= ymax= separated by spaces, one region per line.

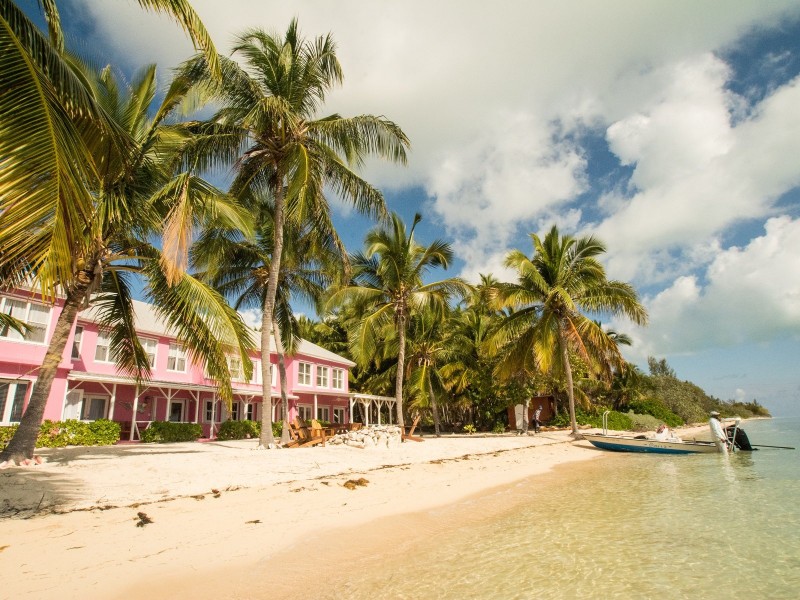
xmin=654 ymin=424 xmax=671 ymax=441
xmin=708 ymin=411 xmax=729 ymax=453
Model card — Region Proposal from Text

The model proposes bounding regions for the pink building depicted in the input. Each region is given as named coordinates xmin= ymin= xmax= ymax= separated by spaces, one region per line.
xmin=0 ymin=289 xmax=395 ymax=440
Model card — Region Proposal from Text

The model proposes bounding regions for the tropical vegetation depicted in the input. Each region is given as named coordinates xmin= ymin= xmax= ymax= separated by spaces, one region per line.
xmin=0 ymin=1 xmax=770 ymax=460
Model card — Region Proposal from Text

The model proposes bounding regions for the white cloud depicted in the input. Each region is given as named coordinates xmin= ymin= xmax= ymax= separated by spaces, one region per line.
xmin=619 ymin=216 xmax=800 ymax=362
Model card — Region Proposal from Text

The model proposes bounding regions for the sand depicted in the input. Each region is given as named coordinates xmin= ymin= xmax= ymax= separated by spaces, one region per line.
xmin=0 ymin=424 xmax=711 ymax=599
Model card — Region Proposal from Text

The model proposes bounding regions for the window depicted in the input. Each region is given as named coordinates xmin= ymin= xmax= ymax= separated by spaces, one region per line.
xmin=84 ymin=397 xmax=108 ymax=421
xmin=141 ymin=338 xmax=157 ymax=368
xmin=228 ymin=356 xmax=243 ymax=381
xmin=316 ymin=366 xmax=329 ymax=388
xmin=230 ymin=402 xmax=240 ymax=420
xmin=204 ymin=400 xmax=214 ymax=422
xmin=333 ymin=407 xmax=345 ymax=424
xmin=297 ymin=405 xmax=313 ymax=421
xmin=0 ymin=380 xmax=28 ymax=424
xmin=169 ymin=401 xmax=184 ymax=423
xmin=317 ymin=406 xmax=330 ymax=421
xmin=71 ymin=326 xmax=83 ymax=359
xmin=298 ymin=362 xmax=312 ymax=386
xmin=167 ymin=343 xmax=187 ymax=372
xmin=332 ymin=368 xmax=345 ymax=390
xmin=251 ymin=360 xmax=261 ymax=385
xmin=0 ymin=297 xmax=50 ymax=344
xmin=94 ymin=330 xmax=112 ymax=362
xmin=63 ymin=390 xmax=107 ymax=421
xmin=245 ymin=403 xmax=254 ymax=420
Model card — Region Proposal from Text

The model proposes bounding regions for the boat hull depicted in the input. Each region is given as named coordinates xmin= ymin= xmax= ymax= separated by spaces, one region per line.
xmin=583 ymin=433 xmax=720 ymax=454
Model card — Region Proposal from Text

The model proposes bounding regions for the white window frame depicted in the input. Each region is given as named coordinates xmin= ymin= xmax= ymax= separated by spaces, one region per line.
xmin=0 ymin=296 xmax=51 ymax=344
xmin=316 ymin=365 xmax=329 ymax=388
xmin=228 ymin=356 xmax=244 ymax=381
xmin=0 ymin=379 xmax=29 ymax=424
xmin=317 ymin=406 xmax=330 ymax=422
xmin=167 ymin=343 xmax=187 ymax=372
xmin=83 ymin=396 xmax=109 ymax=421
xmin=332 ymin=368 xmax=345 ymax=390
xmin=251 ymin=360 xmax=261 ymax=385
xmin=333 ymin=407 xmax=345 ymax=424
xmin=167 ymin=399 xmax=186 ymax=423
xmin=297 ymin=404 xmax=313 ymax=421
xmin=298 ymin=362 xmax=312 ymax=386
xmin=71 ymin=325 xmax=84 ymax=360
xmin=230 ymin=401 xmax=240 ymax=421
xmin=94 ymin=330 xmax=113 ymax=363
xmin=204 ymin=400 xmax=214 ymax=422
xmin=244 ymin=403 xmax=254 ymax=421
xmin=141 ymin=337 xmax=158 ymax=368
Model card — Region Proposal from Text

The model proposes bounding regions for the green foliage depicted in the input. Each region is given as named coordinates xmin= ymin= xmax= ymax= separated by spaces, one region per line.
xmin=626 ymin=412 xmax=662 ymax=432
xmin=463 ymin=424 xmax=477 ymax=434
xmin=492 ymin=422 xmax=506 ymax=434
xmin=140 ymin=421 xmax=202 ymax=443
xmin=217 ymin=420 xmax=261 ymax=441
xmin=0 ymin=420 xmax=121 ymax=450
xmin=647 ymin=377 xmax=713 ymax=424
xmin=550 ymin=408 xmax=633 ymax=431
xmin=647 ymin=356 xmax=677 ymax=378
xmin=624 ymin=399 xmax=683 ymax=427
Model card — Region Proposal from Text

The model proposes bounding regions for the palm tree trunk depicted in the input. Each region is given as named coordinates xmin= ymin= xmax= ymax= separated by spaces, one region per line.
xmin=428 ymin=377 xmax=441 ymax=437
xmin=559 ymin=328 xmax=578 ymax=435
xmin=395 ymin=316 xmax=406 ymax=430
xmin=257 ymin=174 xmax=285 ymax=449
xmin=278 ymin=350 xmax=290 ymax=445
xmin=0 ymin=277 xmax=91 ymax=463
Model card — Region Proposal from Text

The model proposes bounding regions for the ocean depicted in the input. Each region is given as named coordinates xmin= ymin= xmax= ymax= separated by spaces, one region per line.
xmin=330 ymin=417 xmax=800 ymax=599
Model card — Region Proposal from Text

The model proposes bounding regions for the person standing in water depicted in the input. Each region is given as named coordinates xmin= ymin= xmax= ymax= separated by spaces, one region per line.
xmin=709 ymin=411 xmax=729 ymax=453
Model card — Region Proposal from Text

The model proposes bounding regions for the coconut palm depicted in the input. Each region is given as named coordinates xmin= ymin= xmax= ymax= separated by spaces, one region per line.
xmin=176 ymin=19 xmax=409 ymax=446
xmin=0 ymin=0 xmax=220 ymax=294
xmin=492 ymin=225 xmax=648 ymax=436
xmin=329 ymin=213 xmax=467 ymax=429
xmin=193 ymin=200 xmax=343 ymax=444
xmin=0 ymin=62 xmax=253 ymax=463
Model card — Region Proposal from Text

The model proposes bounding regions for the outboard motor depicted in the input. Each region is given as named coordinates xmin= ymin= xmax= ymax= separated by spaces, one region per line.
xmin=726 ymin=425 xmax=756 ymax=451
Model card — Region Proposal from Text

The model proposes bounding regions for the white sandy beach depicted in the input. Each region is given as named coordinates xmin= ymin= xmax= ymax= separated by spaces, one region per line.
xmin=0 ymin=425 xmax=712 ymax=599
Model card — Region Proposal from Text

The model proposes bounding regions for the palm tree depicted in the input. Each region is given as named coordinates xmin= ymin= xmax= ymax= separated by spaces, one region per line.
xmin=176 ymin=19 xmax=409 ymax=446
xmin=329 ymin=213 xmax=467 ymax=429
xmin=0 ymin=0 xmax=220 ymax=295
xmin=193 ymin=200 xmax=342 ymax=444
xmin=493 ymin=225 xmax=648 ymax=436
xmin=0 ymin=62 xmax=253 ymax=463
xmin=405 ymin=305 xmax=462 ymax=436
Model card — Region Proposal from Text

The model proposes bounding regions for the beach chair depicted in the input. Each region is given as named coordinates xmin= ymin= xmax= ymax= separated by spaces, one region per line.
xmin=402 ymin=414 xmax=424 ymax=442
xmin=284 ymin=419 xmax=324 ymax=448
xmin=311 ymin=419 xmax=336 ymax=439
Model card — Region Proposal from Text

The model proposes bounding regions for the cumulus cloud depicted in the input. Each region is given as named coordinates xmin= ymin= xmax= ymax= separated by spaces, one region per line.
xmin=618 ymin=216 xmax=800 ymax=362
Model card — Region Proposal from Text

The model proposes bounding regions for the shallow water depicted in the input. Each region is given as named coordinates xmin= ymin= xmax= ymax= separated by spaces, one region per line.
xmin=331 ymin=417 xmax=800 ymax=599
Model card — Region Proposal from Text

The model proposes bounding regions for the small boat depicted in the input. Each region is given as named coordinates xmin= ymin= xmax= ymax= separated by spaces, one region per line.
xmin=583 ymin=432 xmax=719 ymax=454
xmin=582 ymin=411 xmax=749 ymax=454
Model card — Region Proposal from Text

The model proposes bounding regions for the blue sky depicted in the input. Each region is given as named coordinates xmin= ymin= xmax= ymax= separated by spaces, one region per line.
xmin=31 ymin=1 xmax=800 ymax=416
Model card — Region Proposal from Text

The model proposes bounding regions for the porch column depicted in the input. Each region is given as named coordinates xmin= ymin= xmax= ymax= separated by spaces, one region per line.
xmin=313 ymin=394 xmax=318 ymax=420
xmin=108 ymin=383 xmax=117 ymax=420
xmin=210 ymin=394 xmax=217 ymax=438
xmin=349 ymin=397 xmax=354 ymax=424
xmin=377 ymin=400 xmax=382 ymax=425
xmin=130 ymin=385 xmax=139 ymax=441
xmin=194 ymin=391 xmax=200 ymax=424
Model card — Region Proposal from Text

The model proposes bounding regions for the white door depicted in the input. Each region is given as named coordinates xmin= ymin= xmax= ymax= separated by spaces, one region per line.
xmin=63 ymin=390 xmax=84 ymax=420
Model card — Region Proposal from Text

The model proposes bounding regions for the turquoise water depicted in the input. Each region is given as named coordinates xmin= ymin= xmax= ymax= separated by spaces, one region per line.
xmin=334 ymin=417 xmax=800 ymax=599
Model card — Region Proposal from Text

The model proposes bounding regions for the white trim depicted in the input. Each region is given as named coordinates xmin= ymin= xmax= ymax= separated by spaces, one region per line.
xmin=297 ymin=362 xmax=312 ymax=386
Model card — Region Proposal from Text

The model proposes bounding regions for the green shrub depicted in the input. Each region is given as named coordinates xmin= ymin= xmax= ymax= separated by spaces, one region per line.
xmin=217 ymin=419 xmax=261 ymax=440
xmin=0 ymin=419 xmax=121 ymax=450
xmin=463 ymin=424 xmax=477 ymax=434
xmin=492 ymin=422 xmax=506 ymax=434
xmin=140 ymin=421 xmax=202 ymax=443
xmin=550 ymin=408 xmax=633 ymax=431
xmin=627 ymin=412 xmax=661 ymax=432
xmin=624 ymin=399 xmax=683 ymax=427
